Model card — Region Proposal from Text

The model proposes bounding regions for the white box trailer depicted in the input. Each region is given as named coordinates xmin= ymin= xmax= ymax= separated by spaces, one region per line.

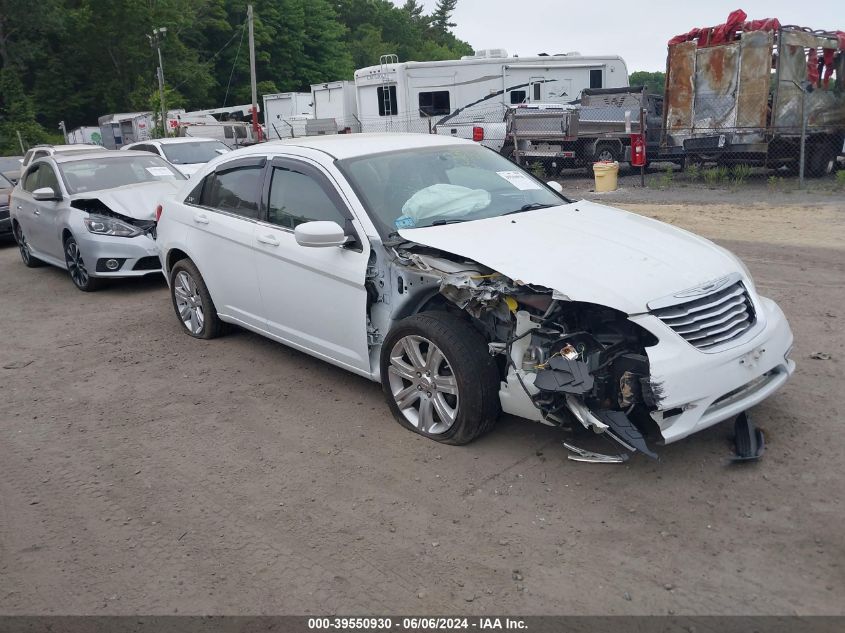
xmin=68 ymin=126 xmax=103 ymax=145
xmin=262 ymin=92 xmax=313 ymax=139
xmin=354 ymin=50 xmax=629 ymax=135
xmin=97 ymin=110 xmax=186 ymax=149
xmin=311 ymin=80 xmax=359 ymax=132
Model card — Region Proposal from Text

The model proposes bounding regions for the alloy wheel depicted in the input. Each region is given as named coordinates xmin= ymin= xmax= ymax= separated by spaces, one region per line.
xmin=15 ymin=226 xmax=31 ymax=264
xmin=387 ymin=335 xmax=459 ymax=435
xmin=174 ymin=270 xmax=205 ymax=335
xmin=64 ymin=238 xmax=89 ymax=288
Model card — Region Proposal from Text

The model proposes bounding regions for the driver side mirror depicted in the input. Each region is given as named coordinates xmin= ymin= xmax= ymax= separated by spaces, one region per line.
xmin=32 ymin=187 xmax=61 ymax=201
xmin=546 ymin=181 xmax=564 ymax=194
xmin=294 ymin=221 xmax=354 ymax=248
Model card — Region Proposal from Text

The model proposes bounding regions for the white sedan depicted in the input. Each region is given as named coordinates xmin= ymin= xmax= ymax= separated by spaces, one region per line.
xmin=121 ymin=137 xmax=230 ymax=177
xmin=155 ymin=134 xmax=794 ymax=457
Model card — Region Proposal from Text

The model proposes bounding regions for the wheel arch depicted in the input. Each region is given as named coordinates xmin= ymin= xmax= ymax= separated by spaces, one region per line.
xmin=165 ymin=248 xmax=190 ymax=276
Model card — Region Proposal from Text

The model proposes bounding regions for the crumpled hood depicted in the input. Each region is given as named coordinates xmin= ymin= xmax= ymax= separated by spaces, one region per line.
xmin=398 ymin=200 xmax=742 ymax=315
xmin=72 ymin=180 xmax=183 ymax=221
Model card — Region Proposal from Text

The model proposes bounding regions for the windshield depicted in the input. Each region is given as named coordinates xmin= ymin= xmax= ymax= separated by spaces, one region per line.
xmin=0 ymin=157 xmax=23 ymax=172
xmin=161 ymin=141 xmax=229 ymax=164
xmin=337 ymin=145 xmax=566 ymax=234
xmin=59 ymin=156 xmax=185 ymax=194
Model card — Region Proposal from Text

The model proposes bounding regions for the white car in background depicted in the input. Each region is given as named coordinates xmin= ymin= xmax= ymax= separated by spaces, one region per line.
xmin=121 ymin=137 xmax=230 ymax=177
xmin=10 ymin=150 xmax=185 ymax=291
xmin=7 ymin=144 xmax=102 ymax=184
xmin=155 ymin=134 xmax=794 ymax=458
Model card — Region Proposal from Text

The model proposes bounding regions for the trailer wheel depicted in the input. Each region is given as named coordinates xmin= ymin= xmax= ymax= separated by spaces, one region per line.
xmin=806 ymin=142 xmax=837 ymax=178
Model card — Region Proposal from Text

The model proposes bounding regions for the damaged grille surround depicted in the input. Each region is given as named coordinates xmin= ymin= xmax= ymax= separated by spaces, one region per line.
xmin=649 ymin=274 xmax=757 ymax=351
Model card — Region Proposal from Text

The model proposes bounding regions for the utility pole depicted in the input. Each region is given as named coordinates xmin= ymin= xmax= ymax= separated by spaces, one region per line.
xmin=148 ymin=27 xmax=169 ymax=138
xmin=247 ymin=5 xmax=262 ymax=141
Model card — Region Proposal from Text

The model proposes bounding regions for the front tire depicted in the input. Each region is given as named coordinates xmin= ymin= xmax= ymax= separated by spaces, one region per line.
xmin=64 ymin=235 xmax=102 ymax=291
xmin=380 ymin=312 xmax=500 ymax=445
xmin=169 ymin=259 xmax=223 ymax=339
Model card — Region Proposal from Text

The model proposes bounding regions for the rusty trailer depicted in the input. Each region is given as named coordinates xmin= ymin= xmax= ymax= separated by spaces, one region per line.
xmin=662 ymin=11 xmax=845 ymax=176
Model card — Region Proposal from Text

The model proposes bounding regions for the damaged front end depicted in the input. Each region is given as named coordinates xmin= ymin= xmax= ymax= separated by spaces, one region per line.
xmin=388 ymin=243 xmax=663 ymax=460
xmin=70 ymin=198 xmax=157 ymax=237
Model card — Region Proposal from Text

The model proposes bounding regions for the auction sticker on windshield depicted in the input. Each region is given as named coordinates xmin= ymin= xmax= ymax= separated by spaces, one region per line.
xmin=496 ymin=170 xmax=542 ymax=190
xmin=146 ymin=166 xmax=173 ymax=177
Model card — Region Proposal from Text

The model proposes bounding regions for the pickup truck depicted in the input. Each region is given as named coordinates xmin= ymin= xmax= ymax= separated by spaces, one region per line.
xmin=436 ymin=87 xmax=665 ymax=174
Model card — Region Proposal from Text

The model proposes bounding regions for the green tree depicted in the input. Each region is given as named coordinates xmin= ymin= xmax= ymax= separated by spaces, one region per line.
xmin=629 ymin=70 xmax=666 ymax=95
xmin=431 ymin=0 xmax=458 ymax=33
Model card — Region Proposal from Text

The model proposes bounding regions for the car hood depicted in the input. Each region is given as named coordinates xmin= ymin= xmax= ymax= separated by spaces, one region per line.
xmin=71 ymin=180 xmax=183 ymax=221
xmin=398 ymin=200 xmax=742 ymax=315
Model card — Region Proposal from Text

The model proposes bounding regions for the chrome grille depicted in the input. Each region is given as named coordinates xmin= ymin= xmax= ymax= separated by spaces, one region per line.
xmin=652 ymin=281 xmax=756 ymax=350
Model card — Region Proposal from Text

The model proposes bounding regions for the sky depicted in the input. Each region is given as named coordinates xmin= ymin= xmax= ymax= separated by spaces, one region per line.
xmin=407 ymin=0 xmax=841 ymax=71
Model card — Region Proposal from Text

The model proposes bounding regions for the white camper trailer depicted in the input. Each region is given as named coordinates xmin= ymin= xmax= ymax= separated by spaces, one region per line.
xmin=354 ymin=50 xmax=629 ymax=134
xmin=68 ymin=126 xmax=103 ymax=145
xmin=167 ymin=112 xmax=257 ymax=148
xmin=97 ymin=110 xmax=186 ymax=149
xmin=262 ymin=92 xmax=313 ymax=139
xmin=311 ymin=80 xmax=359 ymax=133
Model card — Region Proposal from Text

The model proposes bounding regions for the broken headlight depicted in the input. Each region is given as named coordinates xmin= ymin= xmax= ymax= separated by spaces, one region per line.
xmin=83 ymin=215 xmax=143 ymax=238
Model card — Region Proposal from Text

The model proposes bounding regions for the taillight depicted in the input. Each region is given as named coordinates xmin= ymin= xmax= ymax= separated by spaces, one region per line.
xmin=155 ymin=205 xmax=163 ymax=222
xmin=472 ymin=126 xmax=484 ymax=142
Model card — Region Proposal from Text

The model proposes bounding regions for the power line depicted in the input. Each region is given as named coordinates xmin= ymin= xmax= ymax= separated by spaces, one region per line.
xmin=169 ymin=13 xmax=249 ymax=93
xmin=223 ymin=18 xmax=247 ymax=106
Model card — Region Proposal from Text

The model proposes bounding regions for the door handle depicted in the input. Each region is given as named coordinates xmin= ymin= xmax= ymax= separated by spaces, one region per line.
xmin=16 ymin=205 xmax=22 ymax=210
xmin=33 ymin=210 xmax=40 ymax=215
xmin=193 ymin=213 xmax=209 ymax=224
xmin=257 ymin=234 xmax=279 ymax=247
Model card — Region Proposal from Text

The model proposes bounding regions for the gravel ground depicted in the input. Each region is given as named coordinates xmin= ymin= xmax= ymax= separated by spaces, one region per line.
xmin=0 ymin=188 xmax=843 ymax=615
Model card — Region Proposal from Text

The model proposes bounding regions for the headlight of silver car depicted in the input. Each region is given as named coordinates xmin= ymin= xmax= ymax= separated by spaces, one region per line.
xmin=83 ymin=215 xmax=142 ymax=238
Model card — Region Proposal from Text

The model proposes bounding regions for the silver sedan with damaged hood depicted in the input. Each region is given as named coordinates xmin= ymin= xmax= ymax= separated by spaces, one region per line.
xmin=155 ymin=134 xmax=795 ymax=460
xmin=10 ymin=150 xmax=185 ymax=291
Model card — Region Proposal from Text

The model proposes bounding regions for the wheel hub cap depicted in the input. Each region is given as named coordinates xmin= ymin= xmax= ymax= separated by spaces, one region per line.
xmin=65 ymin=240 xmax=88 ymax=286
xmin=174 ymin=271 xmax=204 ymax=334
xmin=387 ymin=335 xmax=459 ymax=435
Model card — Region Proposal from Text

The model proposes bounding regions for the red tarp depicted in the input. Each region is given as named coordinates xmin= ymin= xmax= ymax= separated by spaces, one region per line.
xmin=668 ymin=9 xmax=781 ymax=47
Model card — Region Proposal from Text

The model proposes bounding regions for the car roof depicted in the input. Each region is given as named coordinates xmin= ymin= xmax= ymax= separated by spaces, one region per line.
xmin=226 ymin=133 xmax=476 ymax=160
xmin=145 ymin=137 xmax=222 ymax=145
xmin=51 ymin=149 xmax=161 ymax=164
xmin=30 ymin=144 xmax=101 ymax=153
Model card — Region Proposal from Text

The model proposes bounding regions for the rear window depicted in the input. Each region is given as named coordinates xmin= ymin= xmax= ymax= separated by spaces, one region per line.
xmin=161 ymin=141 xmax=230 ymax=165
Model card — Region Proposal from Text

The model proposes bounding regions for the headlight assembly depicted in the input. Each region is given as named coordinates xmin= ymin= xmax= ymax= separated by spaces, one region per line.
xmin=83 ymin=215 xmax=142 ymax=238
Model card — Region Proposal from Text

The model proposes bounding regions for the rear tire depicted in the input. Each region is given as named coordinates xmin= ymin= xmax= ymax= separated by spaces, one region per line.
xmin=380 ymin=312 xmax=500 ymax=445
xmin=13 ymin=223 xmax=43 ymax=268
xmin=594 ymin=143 xmax=621 ymax=164
xmin=169 ymin=259 xmax=223 ymax=339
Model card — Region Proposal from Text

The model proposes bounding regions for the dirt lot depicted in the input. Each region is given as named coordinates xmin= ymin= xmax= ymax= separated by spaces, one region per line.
xmin=1 ymin=186 xmax=843 ymax=616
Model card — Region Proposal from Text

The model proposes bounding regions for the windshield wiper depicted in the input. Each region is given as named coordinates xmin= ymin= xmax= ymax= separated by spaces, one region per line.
xmin=430 ymin=218 xmax=469 ymax=226
xmin=502 ymin=203 xmax=556 ymax=216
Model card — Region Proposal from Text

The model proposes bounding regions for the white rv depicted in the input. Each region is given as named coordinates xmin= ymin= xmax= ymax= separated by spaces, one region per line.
xmin=68 ymin=126 xmax=103 ymax=145
xmin=167 ymin=112 xmax=257 ymax=148
xmin=262 ymin=92 xmax=313 ymax=139
xmin=354 ymin=50 xmax=628 ymax=136
xmin=311 ymin=80 xmax=359 ymax=133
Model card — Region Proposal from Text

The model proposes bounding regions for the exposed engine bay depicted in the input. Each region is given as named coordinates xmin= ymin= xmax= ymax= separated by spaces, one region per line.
xmin=369 ymin=239 xmax=665 ymax=460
